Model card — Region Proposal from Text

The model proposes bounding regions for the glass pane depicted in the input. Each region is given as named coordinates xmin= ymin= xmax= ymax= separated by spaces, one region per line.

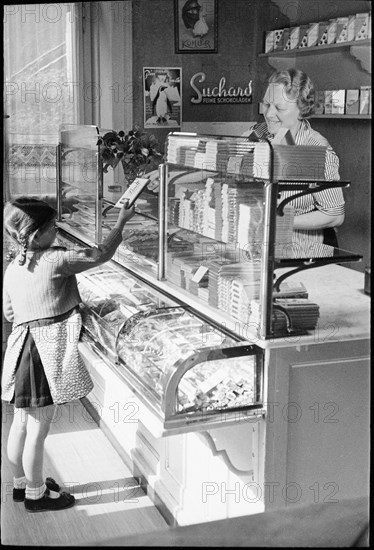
xmin=4 ymin=4 xmax=79 ymax=199
xmin=117 ymin=308 xmax=236 ymax=403
xmin=164 ymin=133 xmax=267 ymax=327
xmin=77 ymin=263 xmax=176 ymax=355
xmin=177 ymin=355 xmax=258 ymax=414
xmin=59 ymin=125 xmax=98 ymax=242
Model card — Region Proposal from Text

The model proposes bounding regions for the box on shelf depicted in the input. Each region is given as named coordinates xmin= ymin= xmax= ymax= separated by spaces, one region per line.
xmin=298 ymin=25 xmax=309 ymax=48
xmin=336 ymin=17 xmax=349 ymax=42
xmin=307 ymin=22 xmax=320 ymax=47
xmin=273 ymin=28 xmax=285 ymax=50
xmin=314 ymin=90 xmax=325 ymax=115
xmin=327 ymin=19 xmax=338 ymax=44
xmin=368 ymin=13 xmax=371 ymax=39
xmin=289 ymin=25 xmax=308 ymax=48
xmin=273 ymin=28 xmax=289 ymax=51
xmin=331 ymin=90 xmax=346 ymax=114
xmin=265 ymin=30 xmax=275 ymax=53
xmin=283 ymin=28 xmax=293 ymax=50
xmin=280 ymin=28 xmax=290 ymax=50
xmin=317 ymin=21 xmax=329 ymax=45
xmin=355 ymin=12 xmax=369 ymax=40
xmin=347 ymin=15 xmax=357 ymax=42
xmin=345 ymin=89 xmax=360 ymax=115
xmin=359 ymin=86 xmax=371 ymax=114
xmin=324 ymin=90 xmax=333 ymax=114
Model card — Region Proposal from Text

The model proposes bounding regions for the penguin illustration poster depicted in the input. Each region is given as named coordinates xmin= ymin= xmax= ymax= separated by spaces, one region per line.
xmin=175 ymin=0 xmax=217 ymax=53
xmin=143 ymin=67 xmax=182 ymax=128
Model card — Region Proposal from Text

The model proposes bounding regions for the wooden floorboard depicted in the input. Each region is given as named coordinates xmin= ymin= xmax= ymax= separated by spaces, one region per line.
xmin=1 ymin=400 xmax=168 ymax=546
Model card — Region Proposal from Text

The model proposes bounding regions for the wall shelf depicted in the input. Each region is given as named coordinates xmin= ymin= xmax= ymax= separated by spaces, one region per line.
xmin=311 ymin=114 xmax=371 ymax=120
xmin=259 ymin=39 xmax=371 ymax=58
xmin=259 ymin=39 xmax=371 ymax=73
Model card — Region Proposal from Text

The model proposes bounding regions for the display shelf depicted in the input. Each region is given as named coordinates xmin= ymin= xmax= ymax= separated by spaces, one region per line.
xmin=259 ymin=38 xmax=371 ymax=56
xmin=259 ymin=39 xmax=371 ymax=67
xmin=260 ymin=30 xmax=371 ymax=73
xmin=310 ymin=114 xmax=371 ymax=119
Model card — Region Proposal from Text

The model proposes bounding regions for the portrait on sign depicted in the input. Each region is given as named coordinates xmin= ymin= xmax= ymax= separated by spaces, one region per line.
xmin=175 ymin=0 xmax=218 ymax=53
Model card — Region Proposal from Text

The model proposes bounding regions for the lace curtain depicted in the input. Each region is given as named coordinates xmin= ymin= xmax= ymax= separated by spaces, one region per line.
xmin=3 ymin=3 xmax=80 ymax=200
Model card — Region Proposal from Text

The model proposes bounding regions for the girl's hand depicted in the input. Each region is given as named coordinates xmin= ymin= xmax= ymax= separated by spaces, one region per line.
xmin=116 ymin=200 xmax=135 ymax=227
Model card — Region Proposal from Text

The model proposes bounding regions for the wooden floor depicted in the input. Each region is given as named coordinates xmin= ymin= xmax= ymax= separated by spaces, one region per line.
xmin=1 ymin=400 xmax=168 ymax=546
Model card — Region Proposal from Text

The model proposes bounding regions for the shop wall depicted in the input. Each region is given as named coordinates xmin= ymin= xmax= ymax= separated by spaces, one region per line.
xmin=267 ymin=0 xmax=371 ymax=272
xmin=131 ymin=0 xmax=371 ymax=273
xmin=131 ymin=0 xmax=288 ymax=142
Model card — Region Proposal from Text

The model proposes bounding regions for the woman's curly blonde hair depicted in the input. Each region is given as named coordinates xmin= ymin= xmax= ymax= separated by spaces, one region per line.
xmin=268 ymin=68 xmax=315 ymax=119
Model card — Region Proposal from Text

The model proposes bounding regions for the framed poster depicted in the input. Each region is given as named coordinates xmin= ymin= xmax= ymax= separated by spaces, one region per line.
xmin=174 ymin=0 xmax=218 ymax=53
xmin=143 ymin=67 xmax=182 ymax=129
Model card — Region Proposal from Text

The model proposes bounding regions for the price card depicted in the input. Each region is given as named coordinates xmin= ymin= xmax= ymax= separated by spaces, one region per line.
xmin=114 ymin=177 xmax=150 ymax=208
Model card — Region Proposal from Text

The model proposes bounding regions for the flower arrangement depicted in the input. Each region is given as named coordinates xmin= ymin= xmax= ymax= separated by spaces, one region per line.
xmin=96 ymin=125 xmax=163 ymax=184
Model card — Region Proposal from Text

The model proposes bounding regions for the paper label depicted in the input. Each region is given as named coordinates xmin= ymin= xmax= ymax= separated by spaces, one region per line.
xmin=191 ymin=265 xmax=209 ymax=283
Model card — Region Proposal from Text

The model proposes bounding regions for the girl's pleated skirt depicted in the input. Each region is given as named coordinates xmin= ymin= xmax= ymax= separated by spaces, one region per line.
xmin=11 ymin=328 xmax=53 ymax=408
xmin=9 ymin=307 xmax=84 ymax=408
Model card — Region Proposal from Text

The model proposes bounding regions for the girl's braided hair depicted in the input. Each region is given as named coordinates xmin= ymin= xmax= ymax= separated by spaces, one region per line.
xmin=4 ymin=197 xmax=56 ymax=265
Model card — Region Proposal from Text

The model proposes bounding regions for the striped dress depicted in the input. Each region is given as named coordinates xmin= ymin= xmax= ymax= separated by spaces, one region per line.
xmin=252 ymin=120 xmax=345 ymax=250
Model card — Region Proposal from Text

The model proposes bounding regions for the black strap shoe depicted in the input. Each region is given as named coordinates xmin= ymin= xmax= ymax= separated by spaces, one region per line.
xmin=24 ymin=488 xmax=75 ymax=513
xmin=13 ymin=477 xmax=61 ymax=502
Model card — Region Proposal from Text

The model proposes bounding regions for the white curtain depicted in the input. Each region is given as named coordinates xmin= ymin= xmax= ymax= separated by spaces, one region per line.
xmin=3 ymin=3 xmax=80 ymax=199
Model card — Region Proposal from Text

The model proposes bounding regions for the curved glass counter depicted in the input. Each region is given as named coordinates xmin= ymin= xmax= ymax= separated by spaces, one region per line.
xmin=76 ymin=261 xmax=264 ymax=431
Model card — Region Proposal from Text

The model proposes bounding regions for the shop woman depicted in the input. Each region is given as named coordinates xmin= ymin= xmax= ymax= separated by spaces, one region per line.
xmin=253 ymin=68 xmax=345 ymax=249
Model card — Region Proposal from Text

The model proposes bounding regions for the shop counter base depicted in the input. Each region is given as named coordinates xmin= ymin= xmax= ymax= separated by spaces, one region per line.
xmin=79 ymin=332 xmax=369 ymax=525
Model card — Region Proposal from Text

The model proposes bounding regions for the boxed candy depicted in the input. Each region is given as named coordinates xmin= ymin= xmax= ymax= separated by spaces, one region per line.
xmin=336 ymin=17 xmax=349 ymax=42
xmin=298 ymin=25 xmax=309 ymax=48
xmin=347 ymin=14 xmax=357 ymax=42
xmin=273 ymin=28 xmax=285 ymax=50
xmin=314 ymin=90 xmax=325 ymax=114
xmin=327 ymin=19 xmax=338 ymax=44
xmin=331 ymin=90 xmax=346 ymax=114
xmin=265 ymin=30 xmax=275 ymax=53
xmin=355 ymin=12 xmax=370 ymax=40
xmin=359 ymin=86 xmax=371 ymax=114
xmin=289 ymin=25 xmax=308 ymax=49
xmin=317 ymin=21 xmax=329 ymax=45
xmin=324 ymin=90 xmax=333 ymax=114
xmin=274 ymin=28 xmax=289 ymax=51
xmin=345 ymin=90 xmax=360 ymax=115
xmin=308 ymin=22 xmax=327 ymax=47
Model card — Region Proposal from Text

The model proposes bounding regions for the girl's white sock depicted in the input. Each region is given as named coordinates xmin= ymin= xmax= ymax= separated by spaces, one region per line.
xmin=25 ymin=483 xmax=47 ymax=500
xmin=13 ymin=475 xmax=27 ymax=489
xmin=25 ymin=483 xmax=60 ymax=500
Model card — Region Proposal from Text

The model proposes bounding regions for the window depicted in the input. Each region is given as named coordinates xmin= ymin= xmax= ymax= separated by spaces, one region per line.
xmin=3 ymin=3 xmax=81 ymax=200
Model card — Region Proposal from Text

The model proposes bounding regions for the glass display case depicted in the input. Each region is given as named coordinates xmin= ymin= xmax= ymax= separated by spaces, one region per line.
xmin=56 ymin=126 xmax=362 ymax=341
xmin=73 ymin=261 xmax=263 ymax=431
xmin=55 ymin=125 xmax=363 ymax=432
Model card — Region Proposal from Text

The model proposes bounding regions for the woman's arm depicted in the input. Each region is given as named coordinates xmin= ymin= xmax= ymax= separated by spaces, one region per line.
xmin=294 ymin=139 xmax=345 ymax=230
xmin=293 ymin=210 xmax=345 ymax=230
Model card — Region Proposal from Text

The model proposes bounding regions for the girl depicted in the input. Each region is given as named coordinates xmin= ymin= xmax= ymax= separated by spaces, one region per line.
xmin=2 ymin=197 xmax=135 ymax=512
